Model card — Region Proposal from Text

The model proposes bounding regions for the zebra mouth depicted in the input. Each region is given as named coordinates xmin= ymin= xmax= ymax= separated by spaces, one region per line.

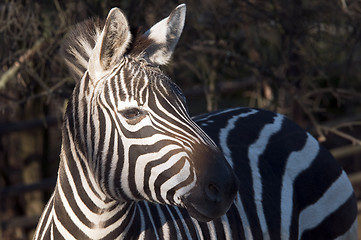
xmin=182 ymin=199 xmax=215 ymax=222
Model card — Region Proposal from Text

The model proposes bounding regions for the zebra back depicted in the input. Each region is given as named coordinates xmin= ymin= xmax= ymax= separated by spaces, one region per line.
xmin=194 ymin=107 xmax=358 ymax=239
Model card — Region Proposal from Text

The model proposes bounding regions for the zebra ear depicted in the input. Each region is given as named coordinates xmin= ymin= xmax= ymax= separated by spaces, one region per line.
xmin=143 ymin=4 xmax=186 ymax=65
xmin=89 ymin=8 xmax=131 ymax=80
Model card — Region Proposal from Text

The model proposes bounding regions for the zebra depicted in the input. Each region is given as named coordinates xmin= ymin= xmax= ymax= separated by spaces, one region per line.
xmin=34 ymin=4 xmax=358 ymax=240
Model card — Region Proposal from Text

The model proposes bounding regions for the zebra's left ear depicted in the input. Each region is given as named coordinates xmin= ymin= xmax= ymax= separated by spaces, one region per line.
xmin=89 ymin=8 xmax=131 ymax=81
xmin=143 ymin=4 xmax=186 ymax=65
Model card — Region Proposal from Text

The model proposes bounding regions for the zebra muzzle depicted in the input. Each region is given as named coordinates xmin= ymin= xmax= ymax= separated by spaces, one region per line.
xmin=182 ymin=151 xmax=239 ymax=222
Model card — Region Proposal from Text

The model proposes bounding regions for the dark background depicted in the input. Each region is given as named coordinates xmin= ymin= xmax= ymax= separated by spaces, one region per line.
xmin=1 ymin=0 xmax=361 ymax=239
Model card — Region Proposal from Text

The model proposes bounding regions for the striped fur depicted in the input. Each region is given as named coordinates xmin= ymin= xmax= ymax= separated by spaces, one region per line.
xmin=34 ymin=4 xmax=358 ymax=240
xmin=194 ymin=108 xmax=358 ymax=239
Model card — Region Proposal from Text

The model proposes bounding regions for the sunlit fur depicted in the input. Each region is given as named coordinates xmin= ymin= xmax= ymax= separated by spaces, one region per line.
xmin=34 ymin=56 xmax=223 ymax=239
xmin=82 ymin=57 xmax=218 ymax=204
xmin=34 ymin=5 xmax=358 ymax=240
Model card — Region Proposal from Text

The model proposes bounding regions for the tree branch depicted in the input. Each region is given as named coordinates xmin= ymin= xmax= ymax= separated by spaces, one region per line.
xmin=0 ymin=38 xmax=45 ymax=89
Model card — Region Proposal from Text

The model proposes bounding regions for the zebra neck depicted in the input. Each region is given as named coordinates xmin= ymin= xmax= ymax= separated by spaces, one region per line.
xmin=51 ymin=186 xmax=137 ymax=238
xmin=51 ymin=152 xmax=139 ymax=238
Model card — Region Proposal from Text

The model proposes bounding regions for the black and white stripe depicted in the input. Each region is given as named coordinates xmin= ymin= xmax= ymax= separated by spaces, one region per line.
xmin=34 ymin=4 xmax=358 ymax=240
xmin=194 ymin=107 xmax=358 ymax=239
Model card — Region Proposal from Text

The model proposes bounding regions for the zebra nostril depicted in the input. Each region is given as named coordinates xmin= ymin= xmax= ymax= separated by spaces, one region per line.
xmin=205 ymin=183 xmax=222 ymax=203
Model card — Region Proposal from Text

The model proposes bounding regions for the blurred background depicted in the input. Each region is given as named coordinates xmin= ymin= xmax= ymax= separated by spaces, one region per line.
xmin=1 ymin=0 xmax=361 ymax=239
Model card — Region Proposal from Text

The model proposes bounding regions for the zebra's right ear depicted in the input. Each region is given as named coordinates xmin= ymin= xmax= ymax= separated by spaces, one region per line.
xmin=88 ymin=8 xmax=131 ymax=81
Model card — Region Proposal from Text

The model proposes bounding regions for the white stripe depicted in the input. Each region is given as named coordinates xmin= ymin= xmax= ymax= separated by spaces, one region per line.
xmin=144 ymin=202 xmax=160 ymax=239
xmin=99 ymin=94 xmax=113 ymax=192
xmin=166 ymin=205 xmax=182 ymax=240
xmin=298 ymin=171 xmax=354 ymax=235
xmin=150 ymin=93 xmax=203 ymax=144
xmin=34 ymin=192 xmax=55 ymax=240
xmin=280 ymin=133 xmax=319 ymax=238
xmin=134 ymin=144 xmax=183 ymax=200
xmin=68 ymin=43 xmax=89 ymax=69
xmin=119 ymin=68 xmax=130 ymax=101
xmin=248 ymin=113 xmax=284 ymax=238
xmin=40 ymin=207 xmax=54 ymax=240
xmin=65 ymin=123 xmax=111 ymax=206
xmin=148 ymin=152 xmax=188 ymax=203
xmin=114 ymin=204 xmax=137 ymax=240
xmin=219 ymin=109 xmax=258 ymax=168
xmin=161 ymin=160 xmax=193 ymax=205
xmin=121 ymin=134 xmax=185 ymax=199
xmin=108 ymin=133 xmax=119 ymax=198
xmin=53 ymin=208 xmax=77 ymax=240
xmin=221 ymin=214 xmax=233 ymax=240
xmin=77 ymin=76 xmax=87 ymax=150
xmin=235 ymin=193 xmax=253 ymax=239
xmin=50 ymin=220 xmax=54 ymax=240
xmin=139 ymin=73 xmax=149 ymax=105
xmin=56 ymin=163 xmax=132 ymax=239
xmin=156 ymin=204 xmax=170 ymax=240
xmin=174 ymin=177 xmax=197 ymax=207
xmin=62 ymin=155 xmax=118 ymax=223
xmin=56 ymin=179 xmax=118 ymax=238
xmin=207 ymin=221 xmax=217 ymax=240
xmin=120 ymin=139 xmax=132 ymax=199
xmin=190 ymin=217 xmax=204 ymax=240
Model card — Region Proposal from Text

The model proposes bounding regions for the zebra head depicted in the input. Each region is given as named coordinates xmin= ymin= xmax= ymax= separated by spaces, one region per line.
xmin=63 ymin=4 xmax=238 ymax=222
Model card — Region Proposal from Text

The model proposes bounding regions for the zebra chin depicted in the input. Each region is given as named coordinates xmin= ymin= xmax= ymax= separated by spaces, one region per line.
xmin=181 ymin=179 xmax=238 ymax=222
xmin=182 ymin=198 xmax=234 ymax=222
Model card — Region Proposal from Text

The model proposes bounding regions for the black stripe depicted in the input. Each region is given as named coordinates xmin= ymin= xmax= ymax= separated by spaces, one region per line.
xmin=146 ymin=202 xmax=167 ymax=238
xmin=162 ymin=205 xmax=183 ymax=239
xmin=260 ymin=117 xmax=308 ymax=239
xmin=167 ymin=205 xmax=193 ymax=239
xmin=198 ymin=221 xmax=212 ymax=239
xmin=53 ymin=221 xmax=67 ymax=240
xmin=53 ymin=187 xmax=91 ymax=239
xmin=294 ymin=146 xmax=342 ymax=211
xmin=136 ymin=201 xmax=158 ymax=239
xmin=179 ymin=208 xmax=202 ymax=239
xmin=57 ymin=166 xmax=95 ymax=227
xmin=143 ymin=147 xmax=182 ymax=203
xmin=96 ymin=100 xmax=129 ymax=200
xmin=61 ymin=128 xmax=103 ymax=203
xmin=166 ymin=161 xmax=195 ymax=203
xmin=154 ymin=157 xmax=185 ymax=203
xmin=227 ymin=204 xmax=246 ymax=239
xmin=229 ymin=111 xmax=277 ymax=239
xmin=213 ymin=218 xmax=227 ymax=239
xmin=300 ymin=193 xmax=357 ymax=239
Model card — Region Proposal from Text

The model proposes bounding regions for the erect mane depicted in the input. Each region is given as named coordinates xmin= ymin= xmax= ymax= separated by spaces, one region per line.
xmin=61 ymin=18 xmax=103 ymax=81
xmin=61 ymin=18 xmax=154 ymax=82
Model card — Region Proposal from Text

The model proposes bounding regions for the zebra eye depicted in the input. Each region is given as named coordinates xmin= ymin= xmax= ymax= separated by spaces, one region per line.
xmin=120 ymin=108 xmax=143 ymax=120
